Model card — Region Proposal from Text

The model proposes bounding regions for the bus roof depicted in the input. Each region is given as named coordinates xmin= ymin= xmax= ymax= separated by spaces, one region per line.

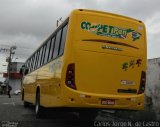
xmin=73 ymin=9 xmax=143 ymax=24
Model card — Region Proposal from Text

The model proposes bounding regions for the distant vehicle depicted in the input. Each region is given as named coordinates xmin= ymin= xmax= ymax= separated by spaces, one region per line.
xmin=14 ymin=90 xmax=21 ymax=95
xmin=21 ymin=9 xmax=147 ymax=119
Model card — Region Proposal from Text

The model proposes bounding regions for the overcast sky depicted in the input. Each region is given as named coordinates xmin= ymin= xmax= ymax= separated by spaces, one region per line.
xmin=0 ymin=0 xmax=160 ymax=81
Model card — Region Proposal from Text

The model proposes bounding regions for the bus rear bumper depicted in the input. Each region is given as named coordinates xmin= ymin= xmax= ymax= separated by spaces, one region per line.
xmin=62 ymin=88 xmax=145 ymax=111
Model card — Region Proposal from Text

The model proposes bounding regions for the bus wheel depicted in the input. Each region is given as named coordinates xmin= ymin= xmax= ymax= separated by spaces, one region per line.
xmin=24 ymin=101 xmax=30 ymax=108
xmin=35 ymin=91 xmax=43 ymax=118
xmin=22 ymin=90 xmax=24 ymax=101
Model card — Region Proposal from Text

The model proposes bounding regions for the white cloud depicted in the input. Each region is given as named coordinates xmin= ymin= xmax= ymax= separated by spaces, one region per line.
xmin=146 ymin=13 xmax=160 ymax=34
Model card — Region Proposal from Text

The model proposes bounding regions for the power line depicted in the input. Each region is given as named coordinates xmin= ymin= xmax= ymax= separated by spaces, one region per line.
xmin=0 ymin=44 xmax=10 ymax=47
xmin=18 ymin=46 xmax=36 ymax=50
xmin=0 ymin=45 xmax=33 ymax=58
xmin=0 ymin=48 xmax=10 ymax=52
xmin=14 ymin=53 xmax=30 ymax=57
xmin=0 ymin=44 xmax=36 ymax=50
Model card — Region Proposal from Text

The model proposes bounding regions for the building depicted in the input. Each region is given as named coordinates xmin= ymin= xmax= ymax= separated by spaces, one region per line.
xmin=3 ymin=62 xmax=24 ymax=94
xmin=146 ymin=58 xmax=160 ymax=112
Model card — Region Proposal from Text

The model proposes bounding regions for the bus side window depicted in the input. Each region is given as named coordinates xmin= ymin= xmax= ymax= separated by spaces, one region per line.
xmin=48 ymin=37 xmax=55 ymax=61
xmin=34 ymin=51 xmax=39 ymax=70
xmin=38 ymin=47 xmax=43 ymax=68
xmin=44 ymin=40 xmax=51 ymax=64
xmin=32 ymin=53 xmax=36 ymax=70
xmin=36 ymin=50 xmax=40 ymax=69
xmin=53 ymin=29 xmax=62 ymax=59
xmin=30 ymin=57 xmax=34 ymax=72
xmin=59 ymin=24 xmax=68 ymax=55
xmin=27 ymin=59 xmax=31 ymax=73
xmin=41 ymin=45 xmax=47 ymax=66
xmin=40 ymin=46 xmax=44 ymax=66
xmin=24 ymin=61 xmax=29 ymax=74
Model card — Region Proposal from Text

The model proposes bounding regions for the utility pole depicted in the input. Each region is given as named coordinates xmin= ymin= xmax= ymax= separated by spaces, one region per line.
xmin=6 ymin=46 xmax=17 ymax=92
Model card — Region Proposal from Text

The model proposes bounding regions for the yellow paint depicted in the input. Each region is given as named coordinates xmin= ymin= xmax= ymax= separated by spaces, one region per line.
xmin=22 ymin=9 xmax=146 ymax=110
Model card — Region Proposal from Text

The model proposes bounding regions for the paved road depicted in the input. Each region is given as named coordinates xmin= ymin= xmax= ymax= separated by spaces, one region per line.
xmin=0 ymin=95 xmax=93 ymax=127
xmin=1 ymin=95 xmax=109 ymax=127
xmin=0 ymin=95 xmax=159 ymax=127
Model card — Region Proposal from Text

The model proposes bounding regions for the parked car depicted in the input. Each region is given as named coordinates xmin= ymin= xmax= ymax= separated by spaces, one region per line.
xmin=14 ymin=90 xmax=21 ymax=95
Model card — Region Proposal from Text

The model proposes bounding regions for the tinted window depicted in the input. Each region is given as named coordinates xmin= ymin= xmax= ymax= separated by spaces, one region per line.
xmin=30 ymin=57 xmax=34 ymax=72
xmin=38 ymin=47 xmax=43 ymax=67
xmin=44 ymin=40 xmax=51 ymax=64
xmin=32 ymin=53 xmax=36 ymax=70
xmin=35 ymin=51 xmax=39 ymax=69
xmin=27 ymin=59 xmax=31 ymax=73
xmin=29 ymin=58 xmax=32 ymax=72
xmin=48 ymin=37 xmax=55 ymax=61
xmin=25 ymin=61 xmax=28 ymax=68
xmin=53 ymin=30 xmax=62 ymax=59
xmin=41 ymin=45 xmax=46 ymax=66
xmin=59 ymin=24 xmax=68 ymax=55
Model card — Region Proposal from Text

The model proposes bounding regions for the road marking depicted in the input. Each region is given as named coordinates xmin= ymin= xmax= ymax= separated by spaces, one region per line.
xmin=2 ymin=102 xmax=16 ymax=106
xmin=13 ymin=102 xmax=15 ymax=106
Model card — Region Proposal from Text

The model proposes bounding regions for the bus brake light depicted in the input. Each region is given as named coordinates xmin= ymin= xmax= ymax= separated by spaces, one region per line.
xmin=65 ymin=63 xmax=76 ymax=90
xmin=138 ymin=71 xmax=146 ymax=94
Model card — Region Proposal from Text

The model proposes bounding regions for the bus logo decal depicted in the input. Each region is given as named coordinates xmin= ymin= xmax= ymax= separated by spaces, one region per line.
xmin=81 ymin=21 xmax=141 ymax=41
xmin=102 ymin=45 xmax=122 ymax=51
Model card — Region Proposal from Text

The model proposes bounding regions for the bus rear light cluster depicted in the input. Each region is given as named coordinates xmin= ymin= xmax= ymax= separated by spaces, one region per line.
xmin=65 ymin=63 xmax=76 ymax=90
xmin=138 ymin=71 xmax=146 ymax=94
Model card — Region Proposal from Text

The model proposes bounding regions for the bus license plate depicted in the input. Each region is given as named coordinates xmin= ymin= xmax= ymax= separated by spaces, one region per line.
xmin=101 ymin=99 xmax=115 ymax=105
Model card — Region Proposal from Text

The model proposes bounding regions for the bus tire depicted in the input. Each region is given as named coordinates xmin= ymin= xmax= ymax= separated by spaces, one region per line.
xmin=35 ymin=91 xmax=43 ymax=118
xmin=24 ymin=101 xmax=30 ymax=108
xmin=22 ymin=90 xmax=24 ymax=101
xmin=23 ymin=90 xmax=30 ymax=108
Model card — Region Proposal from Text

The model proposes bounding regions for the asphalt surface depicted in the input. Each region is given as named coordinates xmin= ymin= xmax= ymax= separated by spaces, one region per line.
xmin=0 ymin=95 xmax=159 ymax=127
xmin=0 ymin=95 xmax=90 ymax=127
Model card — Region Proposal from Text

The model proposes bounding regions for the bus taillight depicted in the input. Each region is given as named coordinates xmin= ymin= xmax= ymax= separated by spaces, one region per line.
xmin=65 ymin=63 xmax=76 ymax=90
xmin=138 ymin=71 xmax=146 ymax=94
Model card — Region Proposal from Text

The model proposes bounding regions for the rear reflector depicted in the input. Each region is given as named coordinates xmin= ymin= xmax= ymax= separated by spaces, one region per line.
xmin=118 ymin=89 xmax=137 ymax=94
xmin=65 ymin=63 xmax=76 ymax=90
xmin=138 ymin=71 xmax=146 ymax=94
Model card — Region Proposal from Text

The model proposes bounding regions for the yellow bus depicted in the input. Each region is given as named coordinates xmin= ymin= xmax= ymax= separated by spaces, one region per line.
xmin=21 ymin=9 xmax=147 ymax=119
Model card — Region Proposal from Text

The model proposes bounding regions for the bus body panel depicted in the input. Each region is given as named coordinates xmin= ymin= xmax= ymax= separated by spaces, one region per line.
xmin=22 ymin=9 xmax=147 ymax=110
xmin=60 ymin=10 xmax=146 ymax=110
xmin=71 ymin=10 xmax=146 ymax=95
xmin=23 ymin=71 xmax=37 ymax=104
xmin=74 ymin=50 xmax=143 ymax=94
xmin=61 ymin=86 xmax=144 ymax=110
xmin=37 ymin=57 xmax=63 ymax=107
